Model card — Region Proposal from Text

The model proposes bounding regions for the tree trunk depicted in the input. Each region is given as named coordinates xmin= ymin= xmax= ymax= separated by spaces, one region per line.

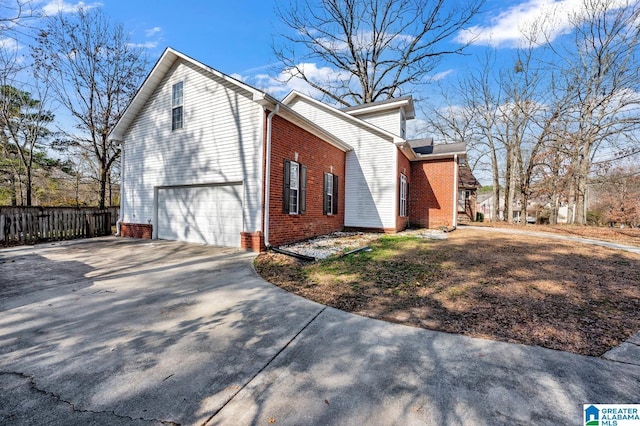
xmin=491 ymin=144 xmax=500 ymax=222
xmin=25 ymin=168 xmax=32 ymax=207
xmin=98 ymin=164 xmax=107 ymax=209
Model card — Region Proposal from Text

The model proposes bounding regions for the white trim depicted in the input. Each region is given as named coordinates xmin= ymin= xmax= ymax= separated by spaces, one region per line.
xmin=346 ymin=99 xmax=413 ymax=118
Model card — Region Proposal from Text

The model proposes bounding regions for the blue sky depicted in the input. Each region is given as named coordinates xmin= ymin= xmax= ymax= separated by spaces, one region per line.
xmin=33 ymin=0 xmax=591 ymax=102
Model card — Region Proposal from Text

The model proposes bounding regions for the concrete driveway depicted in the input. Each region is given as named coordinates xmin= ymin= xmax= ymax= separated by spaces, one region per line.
xmin=1 ymin=237 xmax=639 ymax=425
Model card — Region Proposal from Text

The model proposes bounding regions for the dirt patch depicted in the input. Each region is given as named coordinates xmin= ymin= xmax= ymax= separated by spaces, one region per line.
xmin=255 ymin=228 xmax=640 ymax=356
xmin=474 ymin=222 xmax=640 ymax=247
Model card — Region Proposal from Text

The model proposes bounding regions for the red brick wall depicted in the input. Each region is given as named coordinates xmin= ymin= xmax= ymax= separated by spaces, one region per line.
xmin=120 ymin=223 xmax=152 ymax=239
xmin=396 ymin=148 xmax=411 ymax=231
xmin=267 ymin=114 xmax=346 ymax=247
xmin=241 ymin=231 xmax=265 ymax=251
xmin=409 ymin=159 xmax=456 ymax=228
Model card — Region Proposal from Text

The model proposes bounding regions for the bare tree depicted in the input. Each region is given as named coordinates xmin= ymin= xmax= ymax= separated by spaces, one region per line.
xmin=0 ymin=0 xmax=37 ymax=35
xmin=273 ymin=0 xmax=483 ymax=106
xmin=552 ymin=0 xmax=640 ymax=224
xmin=32 ymin=8 xmax=147 ymax=208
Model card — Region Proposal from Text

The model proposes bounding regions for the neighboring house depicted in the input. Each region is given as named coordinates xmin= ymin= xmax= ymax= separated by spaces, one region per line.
xmin=110 ymin=48 xmax=476 ymax=251
xmin=457 ymin=163 xmax=480 ymax=222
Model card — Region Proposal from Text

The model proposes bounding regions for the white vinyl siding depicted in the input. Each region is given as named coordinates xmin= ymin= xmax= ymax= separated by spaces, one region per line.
xmin=354 ymin=110 xmax=402 ymax=137
xmin=121 ymin=59 xmax=264 ymax=241
xmin=288 ymin=98 xmax=398 ymax=229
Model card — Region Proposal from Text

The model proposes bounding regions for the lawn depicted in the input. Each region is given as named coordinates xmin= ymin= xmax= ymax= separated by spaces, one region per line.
xmin=255 ymin=227 xmax=640 ymax=356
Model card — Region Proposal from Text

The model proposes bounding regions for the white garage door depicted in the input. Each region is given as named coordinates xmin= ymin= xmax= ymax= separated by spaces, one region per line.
xmin=157 ymin=184 xmax=243 ymax=247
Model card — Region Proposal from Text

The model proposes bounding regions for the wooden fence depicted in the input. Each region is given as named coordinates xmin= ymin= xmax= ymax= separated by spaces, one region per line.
xmin=0 ymin=206 xmax=119 ymax=244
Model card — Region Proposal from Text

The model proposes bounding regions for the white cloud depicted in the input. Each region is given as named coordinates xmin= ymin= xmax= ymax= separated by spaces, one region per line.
xmin=455 ymin=0 xmax=607 ymax=48
xmin=428 ymin=69 xmax=454 ymax=82
xmin=42 ymin=0 xmax=101 ymax=15
xmin=229 ymin=73 xmax=246 ymax=82
xmin=127 ymin=41 xmax=158 ymax=49
xmin=246 ymin=62 xmax=352 ymax=100
xmin=0 ymin=37 xmax=21 ymax=52
xmin=145 ymin=27 xmax=161 ymax=37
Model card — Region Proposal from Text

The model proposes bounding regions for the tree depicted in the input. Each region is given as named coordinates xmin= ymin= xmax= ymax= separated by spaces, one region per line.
xmin=590 ymin=165 xmax=640 ymax=226
xmin=0 ymin=84 xmax=54 ymax=206
xmin=273 ymin=0 xmax=483 ymax=106
xmin=32 ymin=8 xmax=148 ymax=208
xmin=552 ymin=0 xmax=640 ymax=224
xmin=0 ymin=0 xmax=37 ymax=35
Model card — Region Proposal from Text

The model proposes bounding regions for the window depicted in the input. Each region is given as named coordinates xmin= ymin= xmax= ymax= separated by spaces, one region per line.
xmin=289 ymin=162 xmax=299 ymax=214
xmin=399 ymin=174 xmax=408 ymax=217
xmin=324 ymin=172 xmax=339 ymax=215
xmin=172 ymin=81 xmax=183 ymax=130
xmin=283 ymin=160 xmax=306 ymax=214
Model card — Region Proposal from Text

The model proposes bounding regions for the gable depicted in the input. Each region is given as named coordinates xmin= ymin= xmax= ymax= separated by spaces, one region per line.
xmin=110 ymin=47 xmax=273 ymax=142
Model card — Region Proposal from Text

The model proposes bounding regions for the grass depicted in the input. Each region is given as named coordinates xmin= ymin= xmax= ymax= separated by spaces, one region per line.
xmin=255 ymin=227 xmax=640 ymax=357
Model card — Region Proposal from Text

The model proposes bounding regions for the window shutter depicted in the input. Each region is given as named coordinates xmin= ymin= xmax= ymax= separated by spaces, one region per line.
xmin=300 ymin=165 xmax=307 ymax=214
xmin=406 ymin=182 xmax=410 ymax=218
xmin=323 ymin=173 xmax=329 ymax=215
xmin=283 ymin=160 xmax=291 ymax=213
xmin=332 ymin=174 xmax=339 ymax=215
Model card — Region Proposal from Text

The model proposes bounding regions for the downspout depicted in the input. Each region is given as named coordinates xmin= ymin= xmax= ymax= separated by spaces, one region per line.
xmin=116 ymin=140 xmax=123 ymax=236
xmin=263 ymin=104 xmax=279 ymax=248
xmin=452 ymin=154 xmax=458 ymax=229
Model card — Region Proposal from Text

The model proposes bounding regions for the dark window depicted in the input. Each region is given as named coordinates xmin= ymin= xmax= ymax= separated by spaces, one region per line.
xmin=324 ymin=172 xmax=339 ymax=215
xmin=283 ymin=160 xmax=307 ymax=215
xmin=172 ymin=81 xmax=183 ymax=130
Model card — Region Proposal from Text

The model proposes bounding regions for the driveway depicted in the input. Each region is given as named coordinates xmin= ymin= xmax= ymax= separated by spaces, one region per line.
xmin=1 ymin=237 xmax=639 ymax=425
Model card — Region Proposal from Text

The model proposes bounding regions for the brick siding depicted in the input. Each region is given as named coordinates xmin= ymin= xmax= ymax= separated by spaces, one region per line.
xmin=266 ymin=114 xmax=346 ymax=247
xmin=120 ymin=223 xmax=153 ymax=239
xmin=409 ymin=159 xmax=456 ymax=228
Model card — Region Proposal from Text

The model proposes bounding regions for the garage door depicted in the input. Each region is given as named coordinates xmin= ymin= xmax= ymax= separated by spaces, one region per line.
xmin=157 ymin=184 xmax=243 ymax=247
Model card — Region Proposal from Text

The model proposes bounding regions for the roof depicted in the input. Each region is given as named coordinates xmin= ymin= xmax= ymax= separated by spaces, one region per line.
xmin=108 ymin=48 xmax=351 ymax=152
xmin=459 ymin=164 xmax=481 ymax=189
xmin=476 ymin=193 xmax=493 ymax=204
xmin=410 ymin=141 xmax=466 ymax=156
xmin=408 ymin=138 xmax=433 ymax=149
xmin=340 ymin=95 xmax=415 ymax=119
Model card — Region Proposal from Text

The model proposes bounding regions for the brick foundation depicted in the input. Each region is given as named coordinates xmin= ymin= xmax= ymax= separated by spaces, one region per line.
xmin=120 ymin=223 xmax=153 ymax=239
xmin=241 ymin=231 xmax=265 ymax=252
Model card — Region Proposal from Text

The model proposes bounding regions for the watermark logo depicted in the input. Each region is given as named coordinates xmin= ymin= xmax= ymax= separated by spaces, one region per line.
xmin=584 ymin=405 xmax=640 ymax=426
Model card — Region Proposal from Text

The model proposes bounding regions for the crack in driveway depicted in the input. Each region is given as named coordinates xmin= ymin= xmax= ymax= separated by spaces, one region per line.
xmin=1 ymin=371 xmax=180 ymax=425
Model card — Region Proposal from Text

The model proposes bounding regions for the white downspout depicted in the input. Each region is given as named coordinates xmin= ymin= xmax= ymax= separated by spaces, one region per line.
xmin=116 ymin=140 xmax=123 ymax=236
xmin=452 ymin=154 xmax=458 ymax=228
xmin=263 ymin=104 xmax=279 ymax=247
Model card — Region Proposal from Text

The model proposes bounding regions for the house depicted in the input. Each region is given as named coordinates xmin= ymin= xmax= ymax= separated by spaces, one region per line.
xmin=109 ymin=48 xmax=477 ymax=251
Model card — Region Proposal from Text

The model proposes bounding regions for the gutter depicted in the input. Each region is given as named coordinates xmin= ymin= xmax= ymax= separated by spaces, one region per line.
xmin=263 ymin=104 xmax=279 ymax=248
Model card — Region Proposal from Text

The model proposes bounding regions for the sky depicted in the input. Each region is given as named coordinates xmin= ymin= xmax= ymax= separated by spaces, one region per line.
xmin=9 ymin=0 xmax=631 ymax=185
xmin=31 ymin=0 xmax=593 ymax=102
